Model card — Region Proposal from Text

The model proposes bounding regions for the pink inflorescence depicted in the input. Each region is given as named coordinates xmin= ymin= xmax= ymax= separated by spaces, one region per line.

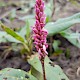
xmin=33 ymin=0 xmax=48 ymax=59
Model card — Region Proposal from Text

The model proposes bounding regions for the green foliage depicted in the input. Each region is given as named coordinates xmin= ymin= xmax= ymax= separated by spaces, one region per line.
xmin=25 ymin=20 xmax=31 ymax=39
xmin=0 ymin=68 xmax=37 ymax=80
xmin=0 ymin=21 xmax=32 ymax=56
xmin=45 ymin=0 xmax=54 ymax=22
xmin=0 ymin=1 xmax=79 ymax=80
xmin=0 ymin=56 xmax=69 ymax=80
xmin=28 ymin=56 xmax=69 ymax=80
xmin=61 ymin=30 xmax=80 ymax=48
xmin=9 ymin=9 xmax=16 ymax=21
xmin=45 ymin=13 xmax=80 ymax=35
xmin=53 ymin=40 xmax=62 ymax=54
xmin=0 ymin=22 xmax=25 ymax=43
xmin=44 ymin=56 xmax=69 ymax=80
xmin=45 ymin=13 xmax=80 ymax=48
xmin=0 ymin=31 xmax=22 ymax=43
xmin=28 ymin=55 xmax=43 ymax=80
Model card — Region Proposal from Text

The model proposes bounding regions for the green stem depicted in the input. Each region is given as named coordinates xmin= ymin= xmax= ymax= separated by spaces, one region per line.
xmin=22 ymin=43 xmax=31 ymax=55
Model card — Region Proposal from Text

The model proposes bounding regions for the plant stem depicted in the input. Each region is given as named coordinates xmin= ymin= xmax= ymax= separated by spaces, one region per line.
xmin=41 ymin=58 xmax=46 ymax=80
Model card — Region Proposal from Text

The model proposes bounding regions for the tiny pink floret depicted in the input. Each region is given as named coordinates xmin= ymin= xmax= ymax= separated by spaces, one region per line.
xmin=33 ymin=0 xmax=48 ymax=59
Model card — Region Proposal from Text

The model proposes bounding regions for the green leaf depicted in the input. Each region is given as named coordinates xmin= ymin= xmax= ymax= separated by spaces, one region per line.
xmin=53 ymin=40 xmax=62 ymax=54
xmin=45 ymin=13 xmax=80 ymax=35
xmin=46 ymin=16 xmax=51 ymax=23
xmin=0 ymin=68 xmax=37 ymax=80
xmin=28 ymin=56 xmax=42 ymax=73
xmin=45 ymin=0 xmax=54 ymax=17
xmin=61 ymin=31 xmax=80 ymax=48
xmin=44 ymin=56 xmax=69 ymax=80
xmin=31 ymin=67 xmax=43 ymax=80
xmin=0 ymin=22 xmax=25 ymax=43
xmin=19 ymin=26 xmax=27 ymax=38
xmin=45 ymin=4 xmax=52 ymax=17
xmin=0 ymin=31 xmax=21 ymax=43
xmin=0 ymin=22 xmax=31 ymax=53
xmin=28 ymin=56 xmax=43 ymax=80
xmin=26 ymin=20 xmax=31 ymax=39
xmin=9 ymin=9 xmax=16 ymax=21
xmin=19 ymin=19 xmax=35 ymax=38
xmin=28 ymin=56 xmax=69 ymax=80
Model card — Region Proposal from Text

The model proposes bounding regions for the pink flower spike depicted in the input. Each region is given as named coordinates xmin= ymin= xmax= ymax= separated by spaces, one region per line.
xmin=40 ymin=5 xmax=44 ymax=12
xmin=32 ymin=0 xmax=48 ymax=59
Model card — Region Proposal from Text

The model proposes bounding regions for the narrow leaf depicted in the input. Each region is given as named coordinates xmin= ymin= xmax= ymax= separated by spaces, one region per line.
xmin=26 ymin=20 xmax=31 ymax=39
xmin=0 ymin=22 xmax=25 ymax=42
xmin=45 ymin=13 xmax=80 ymax=35
xmin=61 ymin=31 xmax=80 ymax=48
xmin=28 ymin=55 xmax=43 ymax=80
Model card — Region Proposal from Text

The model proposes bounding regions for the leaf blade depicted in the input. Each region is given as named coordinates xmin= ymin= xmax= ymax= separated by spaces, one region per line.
xmin=45 ymin=13 xmax=80 ymax=35
xmin=0 ymin=22 xmax=25 ymax=43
